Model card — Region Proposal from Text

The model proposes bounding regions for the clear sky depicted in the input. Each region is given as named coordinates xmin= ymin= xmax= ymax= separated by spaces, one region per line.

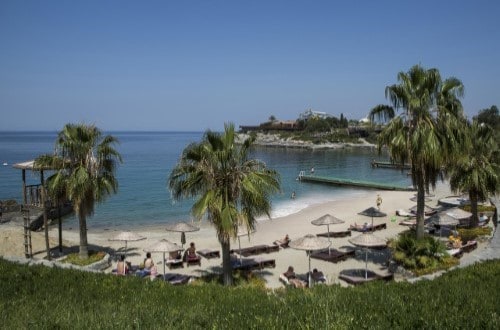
xmin=1 ymin=0 xmax=499 ymax=131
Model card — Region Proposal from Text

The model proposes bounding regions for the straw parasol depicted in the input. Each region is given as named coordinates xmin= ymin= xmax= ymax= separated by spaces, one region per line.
xmin=358 ymin=207 xmax=387 ymax=230
xmin=166 ymin=221 xmax=200 ymax=249
xmin=144 ymin=239 xmax=182 ymax=277
xmin=311 ymin=214 xmax=344 ymax=254
xmin=430 ymin=212 xmax=460 ymax=237
xmin=349 ymin=233 xmax=387 ymax=279
xmin=289 ymin=234 xmax=331 ymax=287
xmin=109 ymin=231 xmax=146 ymax=256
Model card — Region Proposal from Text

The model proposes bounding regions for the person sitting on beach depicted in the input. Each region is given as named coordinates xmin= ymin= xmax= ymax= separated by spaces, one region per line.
xmin=116 ymin=255 xmax=128 ymax=275
xmin=136 ymin=252 xmax=155 ymax=277
xmin=184 ymin=242 xmax=198 ymax=261
xmin=311 ymin=268 xmax=326 ymax=283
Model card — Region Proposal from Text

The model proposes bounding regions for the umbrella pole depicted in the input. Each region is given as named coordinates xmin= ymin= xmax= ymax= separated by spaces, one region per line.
xmin=308 ymin=253 xmax=312 ymax=288
xmin=163 ymin=252 xmax=166 ymax=279
xmin=327 ymin=224 xmax=331 ymax=255
xmin=365 ymin=249 xmax=368 ymax=279
xmin=371 ymin=216 xmax=374 ymax=231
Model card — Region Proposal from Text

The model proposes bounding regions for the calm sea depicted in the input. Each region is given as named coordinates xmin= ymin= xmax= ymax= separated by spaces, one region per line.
xmin=0 ymin=131 xmax=410 ymax=230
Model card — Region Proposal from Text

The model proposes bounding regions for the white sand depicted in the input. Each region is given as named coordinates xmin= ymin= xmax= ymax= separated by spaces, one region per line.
xmin=1 ymin=182 xmax=459 ymax=288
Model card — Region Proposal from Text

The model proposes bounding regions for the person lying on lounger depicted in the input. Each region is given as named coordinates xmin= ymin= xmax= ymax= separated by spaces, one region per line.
xmin=283 ymin=266 xmax=307 ymax=288
xmin=350 ymin=222 xmax=370 ymax=232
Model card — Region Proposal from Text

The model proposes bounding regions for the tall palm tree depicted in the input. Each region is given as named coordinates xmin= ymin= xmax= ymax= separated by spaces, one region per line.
xmin=447 ymin=121 xmax=500 ymax=227
xmin=35 ymin=124 xmax=122 ymax=258
xmin=369 ymin=65 xmax=465 ymax=239
xmin=169 ymin=123 xmax=280 ymax=286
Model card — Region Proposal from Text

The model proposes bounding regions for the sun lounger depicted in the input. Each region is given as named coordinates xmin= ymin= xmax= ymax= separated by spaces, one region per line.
xmin=198 ymin=249 xmax=220 ymax=259
xmin=265 ymin=245 xmax=279 ymax=253
xmin=186 ymin=254 xmax=201 ymax=267
xmin=234 ymin=244 xmax=269 ymax=257
xmin=317 ymin=230 xmax=351 ymax=238
xmin=396 ymin=209 xmax=416 ymax=217
xmin=165 ymin=250 xmax=183 ymax=269
xmin=254 ymin=257 xmax=276 ymax=269
xmin=162 ymin=273 xmax=191 ymax=285
xmin=338 ymin=269 xmax=393 ymax=285
xmin=460 ymin=240 xmax=477 ymax=253
xmin=232 ymin=258 xmax=260 ymax=271
xmin=447 ymin=248 xmax=463 ymax=258
xmin=310 ymin=248 xmax=355 ymax=263
xmin=349 ymin=223 xmax=387 ymax=232
xmin=273 ymin=238 xmax=291 ymax=248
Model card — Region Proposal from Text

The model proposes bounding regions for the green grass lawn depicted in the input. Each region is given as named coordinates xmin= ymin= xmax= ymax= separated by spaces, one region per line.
xmin=1 ymin=258 xmax=499 ymax=329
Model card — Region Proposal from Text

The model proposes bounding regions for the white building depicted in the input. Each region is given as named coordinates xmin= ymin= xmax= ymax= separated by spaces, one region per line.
xmin=298 ymin=109 xmax=331 ymax=121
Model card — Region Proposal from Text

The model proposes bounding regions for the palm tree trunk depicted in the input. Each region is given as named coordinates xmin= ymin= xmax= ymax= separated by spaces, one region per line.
xmin=221 ymin=240 xmax=233 ymax=286
xmin=78 ymin=211 xmax=89 ymax=258
xmin=415 ymin=173 xmax=426 ymax=240
xmin=469 ymin=190 xmax=479 ymax=227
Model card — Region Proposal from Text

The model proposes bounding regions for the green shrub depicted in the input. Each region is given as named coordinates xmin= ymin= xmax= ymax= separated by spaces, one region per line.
xmin=458 ymin=227 xmax=492 ymax=242
xmin=60 ymin=250 xmax=106 ymax=266
xmin=460 ymin=204 xmax=496 ymax=213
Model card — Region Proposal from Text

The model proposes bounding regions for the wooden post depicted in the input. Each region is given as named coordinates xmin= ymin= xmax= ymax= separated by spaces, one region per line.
xmin=41 ymin=170 xmax=51 ymax=261
xmin=22 ymin=169 xmax=27 ymax=205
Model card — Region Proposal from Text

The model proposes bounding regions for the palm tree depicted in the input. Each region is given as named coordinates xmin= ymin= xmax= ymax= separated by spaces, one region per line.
xmin=169 ymin=123 xmax=280 ymax=285
xmin=35 ymin=124 xmax=122 ymax=258
xmin=447 ymin=120 xmax=500 ymax=227
xmin=369 ymin=64 xmax=465 ymax=239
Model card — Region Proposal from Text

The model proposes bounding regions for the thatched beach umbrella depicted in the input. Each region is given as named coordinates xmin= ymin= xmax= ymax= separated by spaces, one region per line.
xmin=430 ymin=212 xmax=460 ymax=237
xmin=358 ymin=206 xmax=387 ymax=230
xmin=311 ymin=214 xmax=344 ymax=254
xmin=109 ymin=231 xmax=146 ymax=256
xmin=349 ymin=233 xmax=387 ymax=279
xmin=145 ymin=239 xmax=182 ymax=277
xmin=166 ymin=221 xmax=200 ymax=249
xmin=289 ymin=234 xmax=331 ymax=287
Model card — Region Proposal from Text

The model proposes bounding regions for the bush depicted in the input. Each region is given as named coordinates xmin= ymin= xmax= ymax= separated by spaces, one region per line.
xmin=458 ymin=227 xmax=492 ymax=242
xmin=61 ymin=250 xmax=106 ymax=266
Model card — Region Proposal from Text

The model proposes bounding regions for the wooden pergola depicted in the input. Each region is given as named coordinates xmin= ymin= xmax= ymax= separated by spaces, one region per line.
xmin=12 ymin=160 xmax=63 ymax=259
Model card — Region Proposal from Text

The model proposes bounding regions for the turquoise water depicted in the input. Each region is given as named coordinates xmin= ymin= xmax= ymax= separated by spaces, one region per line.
xmin=0 ymin=131 xmax=410 ymax=229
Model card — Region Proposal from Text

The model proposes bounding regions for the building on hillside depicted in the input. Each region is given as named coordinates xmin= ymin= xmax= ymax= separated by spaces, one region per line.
xmin=299 ymin=109 xmax=331 ymax=121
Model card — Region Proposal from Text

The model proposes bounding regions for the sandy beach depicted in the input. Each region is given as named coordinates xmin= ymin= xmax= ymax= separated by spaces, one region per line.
xmin=1 ymin=181 xmax=479 ymax=288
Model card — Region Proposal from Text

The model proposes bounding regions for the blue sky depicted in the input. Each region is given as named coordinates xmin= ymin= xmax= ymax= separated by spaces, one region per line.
xmin=1 ymin=0 xmax=499 ymax=131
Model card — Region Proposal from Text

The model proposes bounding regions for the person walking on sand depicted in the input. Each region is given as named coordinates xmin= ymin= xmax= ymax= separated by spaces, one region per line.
xmin=376 ymin=194 xmax=382 ymax=210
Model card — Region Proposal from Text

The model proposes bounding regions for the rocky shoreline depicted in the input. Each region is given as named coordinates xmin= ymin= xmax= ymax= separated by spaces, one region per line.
xmin=236 ymin=132 xmax=376 ymax=150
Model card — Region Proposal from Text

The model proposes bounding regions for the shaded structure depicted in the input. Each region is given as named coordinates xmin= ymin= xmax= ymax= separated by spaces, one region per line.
xmin=145 ymin=239 xmax=182 ymax=278
xmin=311 ymin=214 xmax=344 ymax=254
xmin=358 ymin=206 xmax=387 ymax=230
xmin=289 ymin=234 xmax=331 ymax=287
xmin=12 ymin=160 xmax=69 ymax=259
xmin=348 ymin=232 xmax=387 ymax=279
xmin=165 ymin=221 xmax=200 ymax=249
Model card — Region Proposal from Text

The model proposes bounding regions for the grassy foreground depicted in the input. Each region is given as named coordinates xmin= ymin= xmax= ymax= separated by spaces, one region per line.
xmin=1 ymin=258 xmax=499 ymax=329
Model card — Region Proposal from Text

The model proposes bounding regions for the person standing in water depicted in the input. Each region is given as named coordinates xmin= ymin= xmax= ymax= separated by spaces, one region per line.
xmin=376 ymin=194 xmax=383 ymax=210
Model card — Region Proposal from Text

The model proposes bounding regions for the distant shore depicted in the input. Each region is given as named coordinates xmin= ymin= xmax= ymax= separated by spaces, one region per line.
xmin=237 ymin=132 xmax=376 ymax=150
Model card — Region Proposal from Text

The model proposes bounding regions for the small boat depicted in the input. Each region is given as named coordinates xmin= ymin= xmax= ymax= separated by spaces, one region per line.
xmin=2 ymin=162 xmax=7 ymax=166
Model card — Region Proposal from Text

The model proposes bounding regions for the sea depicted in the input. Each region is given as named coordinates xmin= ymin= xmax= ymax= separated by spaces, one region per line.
xmin=0 ymin=131 xmax=411 ymax=230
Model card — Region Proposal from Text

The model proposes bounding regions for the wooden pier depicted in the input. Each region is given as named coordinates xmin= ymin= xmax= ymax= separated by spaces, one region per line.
xmin=371 ymin=160 xmax=411 ymax=170
xmin=299 ymin=175 xmax=416 ymax=191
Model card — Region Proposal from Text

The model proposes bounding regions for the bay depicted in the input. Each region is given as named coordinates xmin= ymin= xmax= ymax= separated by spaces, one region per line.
xmin=0 ymin=131 xmax=410 ymax=230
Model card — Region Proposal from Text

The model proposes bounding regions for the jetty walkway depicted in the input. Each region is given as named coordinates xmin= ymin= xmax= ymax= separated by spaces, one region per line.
xmin=299 ymin=175 xmax=416 ymax=191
